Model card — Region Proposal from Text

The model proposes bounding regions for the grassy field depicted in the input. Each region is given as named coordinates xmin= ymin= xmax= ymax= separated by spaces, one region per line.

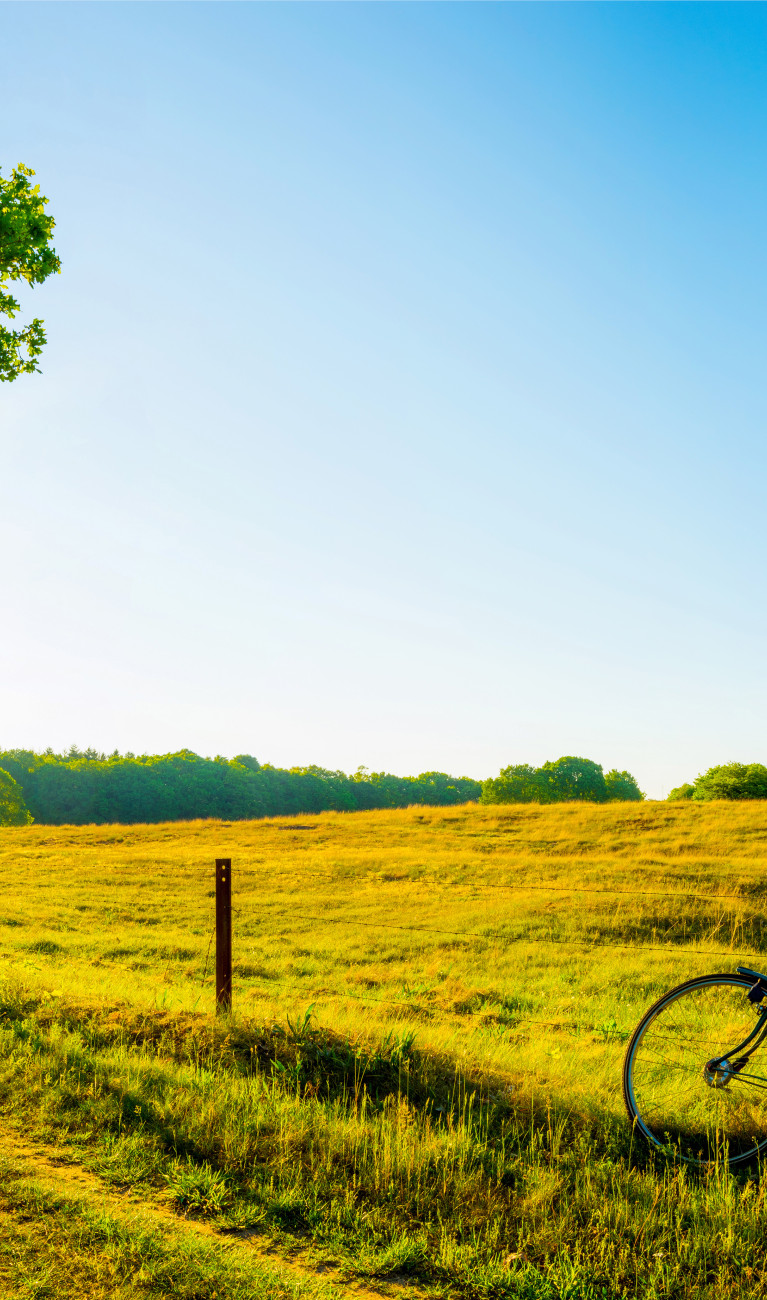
xmin=2 ymin=800 xmax=767 ymax=1298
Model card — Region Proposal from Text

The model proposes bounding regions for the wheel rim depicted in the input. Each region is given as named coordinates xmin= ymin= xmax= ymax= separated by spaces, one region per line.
xmin=626 ymin=977 xmax=767 ymax=1164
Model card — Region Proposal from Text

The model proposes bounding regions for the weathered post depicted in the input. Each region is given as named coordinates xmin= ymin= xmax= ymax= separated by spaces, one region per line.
xmin=215 ymin=857 xmax=232 ymax=1013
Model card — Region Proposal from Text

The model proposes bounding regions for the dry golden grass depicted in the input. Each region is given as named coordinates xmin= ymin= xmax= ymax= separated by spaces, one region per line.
xmin=3 ymin=798 xmax=767 ymax=1125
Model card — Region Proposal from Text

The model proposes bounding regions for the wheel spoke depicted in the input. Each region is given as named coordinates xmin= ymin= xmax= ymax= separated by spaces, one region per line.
xmin=726 ymin=1072 xmax=767 ymax=1090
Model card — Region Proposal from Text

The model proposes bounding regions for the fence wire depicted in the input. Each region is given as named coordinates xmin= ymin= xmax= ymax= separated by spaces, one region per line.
xmin=276 ymin=911 xmax=767 ymax=962
xmin=232 ymin=867 xmax=755 ymax=905
xmin=200 ymin=860 xmax=767 ymax=1020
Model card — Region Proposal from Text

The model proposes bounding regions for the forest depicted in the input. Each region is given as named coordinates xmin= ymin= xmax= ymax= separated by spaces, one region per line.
xmin=0 ymin=748 xmax=483 ymax=825
xmin=0 ymin=750 xmax=651 ymax=826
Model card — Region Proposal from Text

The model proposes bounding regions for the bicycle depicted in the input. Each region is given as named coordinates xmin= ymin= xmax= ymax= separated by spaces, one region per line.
xmin=623 ymin=965 xmax=767 ymax=1166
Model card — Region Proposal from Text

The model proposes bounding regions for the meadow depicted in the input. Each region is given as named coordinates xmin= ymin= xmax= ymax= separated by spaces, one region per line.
xmin=2 ymin=800 xmax=767 ymax=1299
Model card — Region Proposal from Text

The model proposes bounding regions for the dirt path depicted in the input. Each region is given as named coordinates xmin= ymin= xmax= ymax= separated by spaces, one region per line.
xmin=0 ymin=1122 xmax=424 ymax=1300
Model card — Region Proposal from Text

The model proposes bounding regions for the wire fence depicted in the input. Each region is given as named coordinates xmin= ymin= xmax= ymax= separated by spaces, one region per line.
xmin=198 ymin=865 xmax=767 ymax=1026
xmin=230 ymin=873 xmax=766 ymax=953
xmin=232 ymin=866 xmax=756 ymax=904
xmin=276 ymin=911 xmax=765 ymax=960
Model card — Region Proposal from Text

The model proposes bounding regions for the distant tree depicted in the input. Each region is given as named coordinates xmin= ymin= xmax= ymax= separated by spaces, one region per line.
xmin=667 ymin=783 xmax=696 ymax=802
xmin=0 ymin=163 xmax=61 ymax=381
xmin=539 ymin=756 xmax=607 ymax=802
xmin=691 ymin=763 xmax=767 ymax=801
xmin=408 ymin=771 xmax=483 ymax=805
xmin=482 ymin=757 xmax=643 ymax=805
xmin=480 ymin=764 xmax=546 ymax=804
xmin=0 ymin=767 xmax=33 ymax=825
xmin=604 ymin=769 xmax=644 ymax=801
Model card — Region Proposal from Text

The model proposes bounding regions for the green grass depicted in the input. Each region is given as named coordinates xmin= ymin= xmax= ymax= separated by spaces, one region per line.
xmin=1 ymin=980 xmax=766 ymax=1297
xmin=0 ymin=1152 xmax=339 ymax=1300
xmin=2 ymin=801 xmax=767 ymax=1297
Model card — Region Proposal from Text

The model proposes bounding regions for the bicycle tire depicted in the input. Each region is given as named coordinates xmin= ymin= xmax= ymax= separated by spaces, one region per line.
xmin=623 ymin=972 xmax=767 ymax=1167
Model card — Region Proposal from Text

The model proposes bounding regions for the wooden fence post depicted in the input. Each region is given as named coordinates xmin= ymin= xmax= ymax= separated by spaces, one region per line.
xmin=215 ymin=858 xmax=232 ymax=1013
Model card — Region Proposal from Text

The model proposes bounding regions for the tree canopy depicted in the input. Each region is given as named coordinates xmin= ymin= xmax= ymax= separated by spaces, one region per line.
xmin=669 ymin=763 xmax=767 ymax=802
xmin=0 ymin=767 xmax=33 ymax=826
xmin=481 ymin=756 xmax=643 ymax=805
xmin=0 ymin=747 xmax=651 ymax=821
xmin=0 ymin=163 xmax=61 ymax=381
xmin=604 ymin=768 xmax=645 ymax=801
xmin=0 ymin=749 xmax=483 ymax=826
xmin=667 ymin=783 xmax=696 ymax=802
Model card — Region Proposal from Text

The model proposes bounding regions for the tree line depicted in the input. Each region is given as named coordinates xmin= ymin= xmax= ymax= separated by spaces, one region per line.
xmin=480 ymin=756 xmax=643 ymax=805
xmin=0 ymin=749 xmax=483 ymax=826
xmin=0 ymin=748 xmax=649 ymax=826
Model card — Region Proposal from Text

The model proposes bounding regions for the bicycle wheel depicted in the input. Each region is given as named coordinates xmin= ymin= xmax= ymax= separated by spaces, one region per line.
xmin=623 ymin=972 xmax=767 ymax=1166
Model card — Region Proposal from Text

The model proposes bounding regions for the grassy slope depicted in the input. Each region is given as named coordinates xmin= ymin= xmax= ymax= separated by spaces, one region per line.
xmin=2 ymin=800 xmax=767 ymax=1298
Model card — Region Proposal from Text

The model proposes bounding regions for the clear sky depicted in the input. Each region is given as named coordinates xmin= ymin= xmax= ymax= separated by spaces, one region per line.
xmin=2 ymin=2 xmax=767 ymax=797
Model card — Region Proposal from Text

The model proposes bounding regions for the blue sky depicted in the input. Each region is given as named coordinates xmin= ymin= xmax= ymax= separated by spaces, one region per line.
xmin=2 ymin=2 xmax=767 ymax=796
